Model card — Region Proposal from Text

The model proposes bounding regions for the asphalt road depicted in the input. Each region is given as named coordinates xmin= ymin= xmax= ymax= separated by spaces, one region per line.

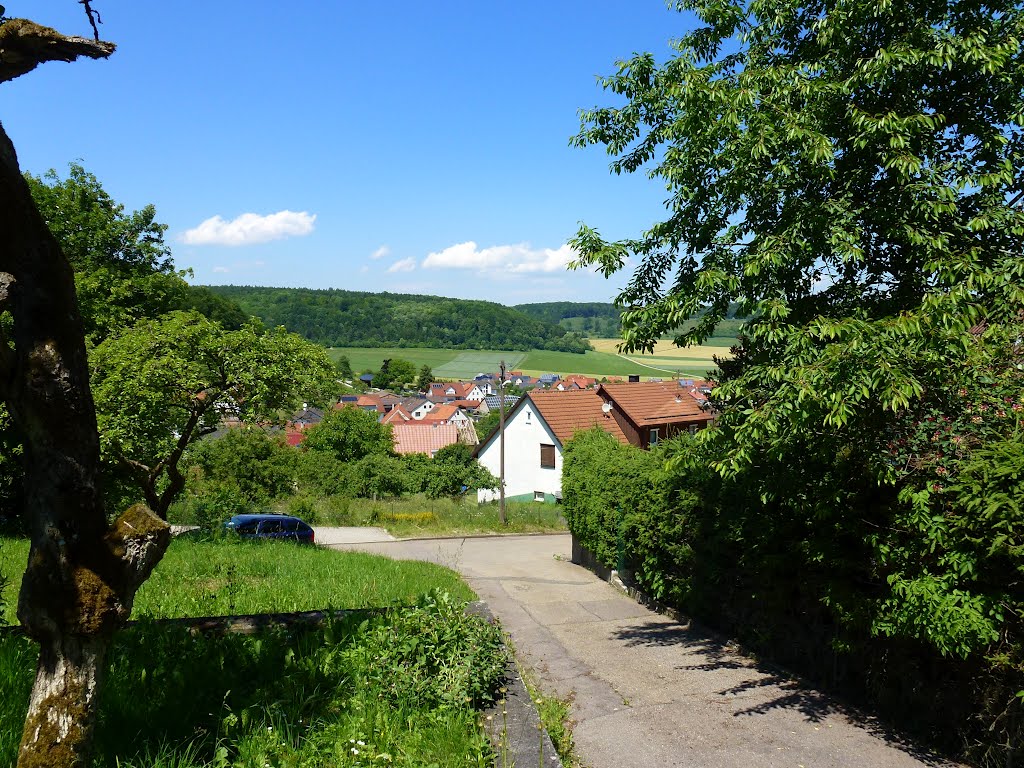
xmin=324 ymin=533 xmax=958 ymax=768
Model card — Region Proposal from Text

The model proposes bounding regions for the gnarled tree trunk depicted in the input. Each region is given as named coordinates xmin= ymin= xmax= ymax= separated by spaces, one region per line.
xmin=0 ymin=22 xmax=170 ymax=768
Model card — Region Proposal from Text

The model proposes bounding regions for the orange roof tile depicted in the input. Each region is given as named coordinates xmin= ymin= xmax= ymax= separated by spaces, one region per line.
xmin=597 ymin=381 xmax=707 ymax=426
xmin=381 ymin=405 xmax=412 ymax=424
xmin=392 ymin=423 xmax=460 ymax=456
xmin=420 ymin=404 xmax=460 ymax=422
xmin=526 ymin=389 xmax=628 ymax=446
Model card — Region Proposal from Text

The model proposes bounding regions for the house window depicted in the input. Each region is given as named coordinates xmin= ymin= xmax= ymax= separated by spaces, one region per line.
xmin=540 ymin=443 xmax=556 ymax=469
xmin=688 ymin=423 xmax=699 ymax=435
xmin=649 ymin=428 xmax=659 ymax=445
xmin=534 ymin=491 xmax=546 ymax=502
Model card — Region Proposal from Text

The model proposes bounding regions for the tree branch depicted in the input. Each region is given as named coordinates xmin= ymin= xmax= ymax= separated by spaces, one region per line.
xmin=0 ymin=18 xmax=115 ymax=84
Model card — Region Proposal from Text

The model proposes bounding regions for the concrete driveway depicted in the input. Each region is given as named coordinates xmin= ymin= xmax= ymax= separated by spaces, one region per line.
xmin=327 ymin=533 xmax=956 ymax=768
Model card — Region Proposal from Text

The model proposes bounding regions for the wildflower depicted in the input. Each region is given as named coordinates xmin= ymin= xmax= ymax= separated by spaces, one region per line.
xmin=351 ymin=748 xmax=360 ymax=755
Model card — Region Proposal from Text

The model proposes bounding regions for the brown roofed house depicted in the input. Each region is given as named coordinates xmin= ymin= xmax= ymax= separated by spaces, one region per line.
xmin=595 ymin=380 xmax=713 ymax=448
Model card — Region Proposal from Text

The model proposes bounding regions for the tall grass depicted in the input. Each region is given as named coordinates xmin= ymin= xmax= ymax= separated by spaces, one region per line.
xmin=1 ymin=592 xmax=507 ymax=767
xmin=348 ymin=496 xmax=567 ymax=538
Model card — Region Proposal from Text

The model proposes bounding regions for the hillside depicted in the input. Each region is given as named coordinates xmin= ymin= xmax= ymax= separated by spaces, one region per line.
xmin=515 ymin=301 xmax=754 ymax=340
xmin=204 ymin=286 xmax=590 ymax=353
xmin=513 ymin=301 xmax=622 ymax=337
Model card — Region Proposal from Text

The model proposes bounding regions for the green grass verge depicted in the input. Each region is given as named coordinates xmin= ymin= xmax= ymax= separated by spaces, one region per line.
xmin=0 ymin=536 xmax=473 ymax=625
xmin=521 ymin=670 xmax=582 ymax=768
xmin=345 ymin=496 xmax=568 ymax=538
xmin=1 ymin=592 xmax=506 ymax=767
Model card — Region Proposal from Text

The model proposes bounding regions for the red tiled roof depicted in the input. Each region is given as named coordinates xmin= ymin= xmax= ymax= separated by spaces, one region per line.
xmin=420 ymin=404 xmax=460 ymax=423
xmin=563 ymin=375 xmax=596 ymax=389
xmin=597 ymin=381 xmax=707 ymax=427
xmin=526 ymin=389 xmax=628 ymax=446
xmin=392 ymin=423 xmax=460 ymax=455
xmin=381 ymin=405 xmax=412 ymax=424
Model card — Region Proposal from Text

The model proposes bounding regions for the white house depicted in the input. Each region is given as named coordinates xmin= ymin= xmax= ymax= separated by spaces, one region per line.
xmin=475 ymin=389 xmax=627 ymax=503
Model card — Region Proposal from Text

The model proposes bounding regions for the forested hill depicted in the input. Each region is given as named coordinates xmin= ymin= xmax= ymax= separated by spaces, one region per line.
xmin=514 ymin=301 xmax=622 ymax=337
xmin=515 ymin=300 xmax=754 ymax=339
xmin=204 ymin=286 xmax=591 ymax=353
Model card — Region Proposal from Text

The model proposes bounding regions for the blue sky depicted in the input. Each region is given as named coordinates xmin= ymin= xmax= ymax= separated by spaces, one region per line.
xmin=4 ymin=2 xmax=693 ymax=304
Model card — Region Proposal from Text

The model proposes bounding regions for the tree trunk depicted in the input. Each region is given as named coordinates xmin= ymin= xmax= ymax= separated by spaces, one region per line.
xmin=1 ymin=53 xmax=168 ymax=764
xmin=17 ymin=634 xmax=109 ymax=768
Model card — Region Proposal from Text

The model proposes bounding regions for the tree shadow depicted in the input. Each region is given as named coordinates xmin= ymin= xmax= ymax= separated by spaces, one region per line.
xmin=610 ymin=618 xmax=955 ymax=767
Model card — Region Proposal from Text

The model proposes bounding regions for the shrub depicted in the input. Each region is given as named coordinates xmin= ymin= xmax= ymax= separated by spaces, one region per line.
xmin=346 ymin=590 xmax=507 ymax=709
xmin=349 ymin=454 xmax=407 ymax=499
xmin=186 ymin=427 xmax=298 ymax=508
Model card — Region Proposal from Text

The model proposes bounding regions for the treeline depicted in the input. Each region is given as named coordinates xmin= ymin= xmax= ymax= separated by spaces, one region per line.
xmin=514 ymin=301 xmax=751 ymax=339
xmin=206 ymin=286 xmax=591 ymax=353
xmin=514 ymin=301 xmax=623 ymax=337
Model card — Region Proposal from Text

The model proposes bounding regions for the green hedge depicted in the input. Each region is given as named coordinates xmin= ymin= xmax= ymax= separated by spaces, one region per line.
xmin=562 ymin=429 xmax=701 ymax=607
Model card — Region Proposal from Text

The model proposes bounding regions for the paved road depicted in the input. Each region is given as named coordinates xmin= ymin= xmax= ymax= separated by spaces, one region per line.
xmin=327 ymin=533 xmax=956 ymax=768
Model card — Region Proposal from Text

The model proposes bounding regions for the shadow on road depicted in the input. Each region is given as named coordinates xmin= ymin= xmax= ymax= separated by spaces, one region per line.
xmin=611 ymin=619 xmax=954 ymax=767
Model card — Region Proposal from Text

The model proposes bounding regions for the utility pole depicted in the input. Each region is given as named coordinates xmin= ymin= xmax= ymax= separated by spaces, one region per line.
xmin=498 ymin=359 xmax=507 ymax=525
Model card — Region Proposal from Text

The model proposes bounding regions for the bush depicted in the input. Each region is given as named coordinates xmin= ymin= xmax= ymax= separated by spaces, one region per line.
xmin=186 ymin=427 xmax=298 ymax=508
xmin=347 ymin=590 xmax=507 ymax=709
xmin=348 ymin=454 xmax=407 ymax=499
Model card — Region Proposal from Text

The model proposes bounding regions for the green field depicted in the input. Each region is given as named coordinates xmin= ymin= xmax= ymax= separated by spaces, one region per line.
xmin=329 ymin=344 xmax=722 ymax=380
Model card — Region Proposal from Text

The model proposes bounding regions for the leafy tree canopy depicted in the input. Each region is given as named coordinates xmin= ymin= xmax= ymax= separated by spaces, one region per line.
xmin=302 ymin=405 xmax=395 ymax=463
xmin=25 ymin=163 xmax=250 ymax=343
xmin=571 ymin=0 xmax=1024 ymax=352
xmin=90 ymin=310 xmax=334 ymax=516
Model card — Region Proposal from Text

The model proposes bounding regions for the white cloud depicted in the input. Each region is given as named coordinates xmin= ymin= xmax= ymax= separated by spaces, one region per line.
xmin=387 ymin=257 xmax=417 ymax=273
xmin=212 ymin=266 xmax=230 ymax=273
xmin=182 ymin=210 xmax=316 ymax=246
xmin=422 ymin=241 xmax=577 ymax=273
xmin=370 ymin=245 xmax=391 ymax=260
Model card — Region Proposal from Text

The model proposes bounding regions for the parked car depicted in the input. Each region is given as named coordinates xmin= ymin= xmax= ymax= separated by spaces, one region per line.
xmin=224 ymin=513 xmax=315 ymax=544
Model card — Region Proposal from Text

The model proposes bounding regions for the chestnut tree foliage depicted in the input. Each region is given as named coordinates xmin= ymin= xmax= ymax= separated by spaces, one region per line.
xmin=569 ymin=0 xmax=1024 ymax=759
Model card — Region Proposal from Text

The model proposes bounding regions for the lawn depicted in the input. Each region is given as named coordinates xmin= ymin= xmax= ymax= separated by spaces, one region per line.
xmin=0 ymin=535 xmax=473 ymax=624
xmin=0 ymin=538 xmax=504 ymax=767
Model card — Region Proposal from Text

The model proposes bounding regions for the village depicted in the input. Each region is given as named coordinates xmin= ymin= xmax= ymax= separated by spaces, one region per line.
xmin=274 ymin=373 xmax=715 ymax=504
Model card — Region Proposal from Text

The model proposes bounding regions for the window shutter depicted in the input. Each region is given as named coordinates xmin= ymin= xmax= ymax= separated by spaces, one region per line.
xmin=540 ymin=443 xmax=556 ymax=468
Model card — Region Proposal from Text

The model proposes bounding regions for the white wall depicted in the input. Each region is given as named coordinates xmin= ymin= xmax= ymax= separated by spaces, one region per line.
xmin=477 ymin=402 xmax=561 ymax=502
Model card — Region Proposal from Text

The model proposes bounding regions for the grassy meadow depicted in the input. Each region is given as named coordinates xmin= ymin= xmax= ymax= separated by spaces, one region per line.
xmin=0 ymin=537 xmax=504 ymax=767
xmin=329 ymin=341 xmax=730 ymax=381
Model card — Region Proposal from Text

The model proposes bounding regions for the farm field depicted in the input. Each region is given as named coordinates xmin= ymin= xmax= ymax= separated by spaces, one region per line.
xmin=330 ymin=342 xmax=725 ymax=380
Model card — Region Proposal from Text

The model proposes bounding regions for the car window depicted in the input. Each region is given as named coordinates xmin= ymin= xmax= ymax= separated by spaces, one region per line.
xmin=282 ymin=519 xmax=299 ymax=532
xmin=259 ymin=520 xmax=284 ymax=534
xmin=235 ymin=522 xmax=258 ymax=534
